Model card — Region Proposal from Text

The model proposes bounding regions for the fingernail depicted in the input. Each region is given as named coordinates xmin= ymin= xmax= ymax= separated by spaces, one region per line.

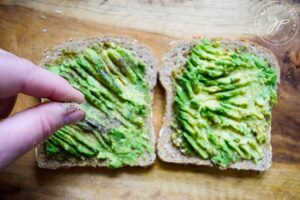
xmin=64 ymin=91 xmax=85 ymax=104
xmin=76 ymin=90 xmax=85 ymax=103
xmin=63 ymin=109 xmax=85 ymax=125
xmin=72 ymin=90 xmax=85 ymax=103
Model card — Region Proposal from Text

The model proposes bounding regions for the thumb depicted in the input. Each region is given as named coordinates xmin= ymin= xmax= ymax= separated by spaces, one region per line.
xmin=0 ymin=102 xmax=85 ymax=170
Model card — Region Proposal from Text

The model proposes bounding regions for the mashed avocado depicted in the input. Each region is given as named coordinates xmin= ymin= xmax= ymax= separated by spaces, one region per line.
xmin=44 ymin=42 xmax=153 ymax=168
xmin=171 ymin=38 xmax=278 ymax=168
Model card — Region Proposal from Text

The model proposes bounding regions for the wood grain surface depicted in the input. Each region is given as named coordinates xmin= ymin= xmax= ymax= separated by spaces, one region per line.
xmin=0 ymin=0 xmax=300 ymax=199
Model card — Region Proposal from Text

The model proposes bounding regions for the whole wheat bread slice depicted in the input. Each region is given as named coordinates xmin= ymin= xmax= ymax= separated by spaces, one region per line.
xmin=35 ymin=36 xmax=158 ymax=169
xmin=158 ymin=37 xmax=280 ymax=171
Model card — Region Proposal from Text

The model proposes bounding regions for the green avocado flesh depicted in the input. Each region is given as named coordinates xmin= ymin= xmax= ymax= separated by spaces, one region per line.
xmin=171 ymin=38 xmax=278 ymax=168
xmin=44 ymin=42 xmax=153 ymax=168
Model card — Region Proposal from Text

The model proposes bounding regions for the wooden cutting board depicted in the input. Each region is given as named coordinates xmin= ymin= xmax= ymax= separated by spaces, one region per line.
xmin=0 ymin=1 xmax=299 ymax=199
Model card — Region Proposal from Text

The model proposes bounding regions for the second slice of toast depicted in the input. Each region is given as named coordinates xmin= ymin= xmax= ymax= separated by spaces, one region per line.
xmin=158 ymin=37 xmax=280 ymax=171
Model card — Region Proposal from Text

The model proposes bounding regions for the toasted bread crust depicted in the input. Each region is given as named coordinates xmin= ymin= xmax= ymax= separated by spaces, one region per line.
xmin=36 ymin=36 xmax=158 ymax=169
xmin=158 ymin=37 xmax=280 ymax=171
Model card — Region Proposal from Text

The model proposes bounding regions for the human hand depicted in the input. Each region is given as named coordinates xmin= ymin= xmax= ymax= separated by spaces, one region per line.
xmin=0 ymin=49 xmax=85 ymax=170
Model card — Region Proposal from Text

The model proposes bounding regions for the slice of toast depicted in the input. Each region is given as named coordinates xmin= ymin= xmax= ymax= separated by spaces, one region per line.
xmin=35 ymin=36 xmax=158 ymax=169
xmin=158 ymin=37 xmax=280 ymax=171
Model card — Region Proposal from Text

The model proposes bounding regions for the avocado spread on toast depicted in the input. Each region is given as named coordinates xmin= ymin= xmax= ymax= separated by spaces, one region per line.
xmin=171 ymin=38 xmax=278 ymax=168
xmin=44 ymin=42 xmax=153 ymax=168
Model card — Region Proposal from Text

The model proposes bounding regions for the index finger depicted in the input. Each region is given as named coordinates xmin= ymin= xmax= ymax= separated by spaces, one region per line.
xmin=0 ymin=50 xmax=84 ymax=103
